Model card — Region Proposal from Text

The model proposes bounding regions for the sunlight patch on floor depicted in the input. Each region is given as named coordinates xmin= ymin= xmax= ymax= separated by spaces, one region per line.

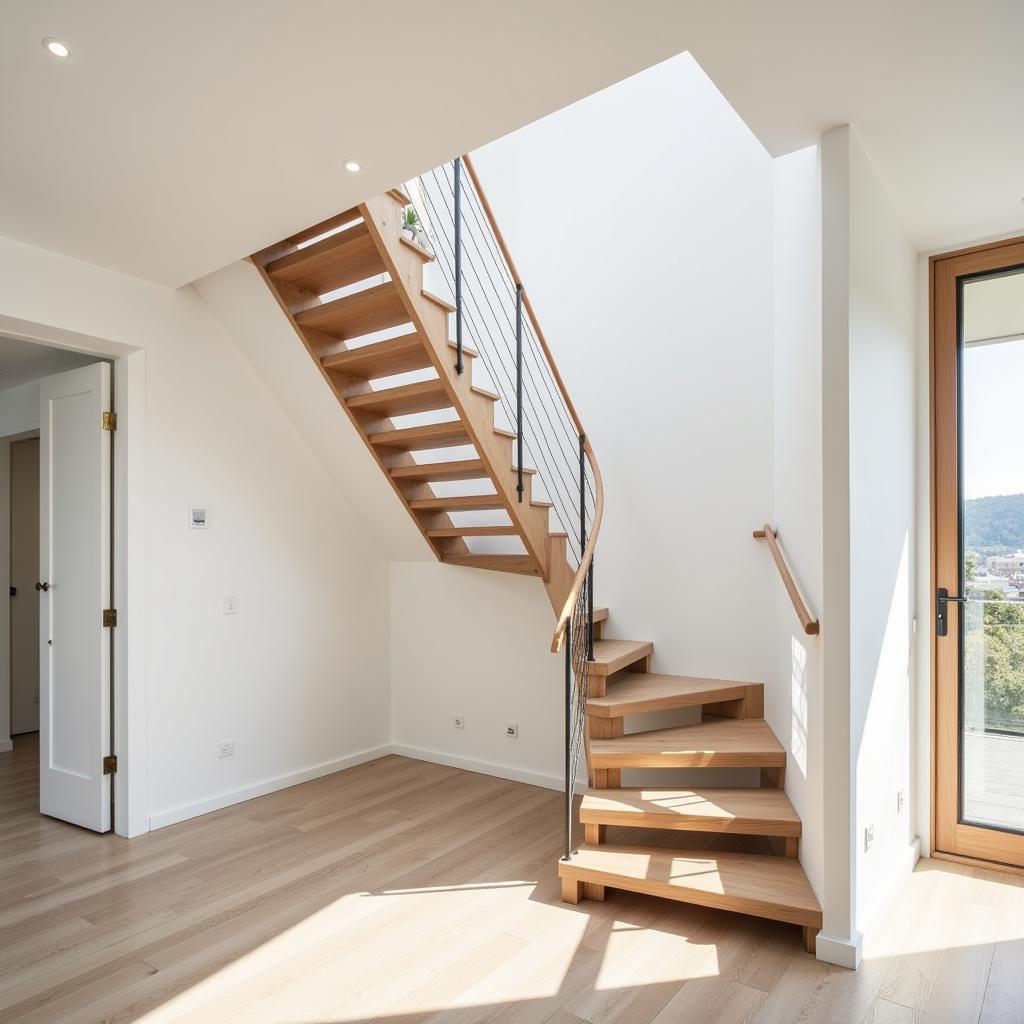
xmin=134 ymin=879 xmax=594 ymax=1024
xmin=864 ymin=860 xmax=1024 ymax=959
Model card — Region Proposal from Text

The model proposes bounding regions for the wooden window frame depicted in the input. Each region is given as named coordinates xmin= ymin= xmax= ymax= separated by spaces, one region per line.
xmin=931 ymin=233 xmax=1024 ymax=872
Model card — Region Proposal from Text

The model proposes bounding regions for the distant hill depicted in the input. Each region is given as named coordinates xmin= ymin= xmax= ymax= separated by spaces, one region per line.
xmin=964 ymin=493 xmax=1024 ymax=554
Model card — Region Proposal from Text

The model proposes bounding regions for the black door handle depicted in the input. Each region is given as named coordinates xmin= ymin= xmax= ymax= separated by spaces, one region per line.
xmin=936 ymin=587 xmax=967 ymax=637
xmin=35 ymin=582 xmax=49 ymax=592
xmin=9 ymin=586 xmax=14 ymax=597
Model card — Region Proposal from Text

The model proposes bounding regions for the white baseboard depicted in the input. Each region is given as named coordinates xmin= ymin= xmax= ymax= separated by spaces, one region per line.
xmin=0 ymin=738 xmax=12 ymax=753
xmin=148 ymin=743 xmax=392 ymax=831
xmin=816 ymin=836 xmax=921 ymax=971
xmin=391 ymin=744 xmax=587 ymax=794
xmin=816 ymin=930 xmax=863 ymax=970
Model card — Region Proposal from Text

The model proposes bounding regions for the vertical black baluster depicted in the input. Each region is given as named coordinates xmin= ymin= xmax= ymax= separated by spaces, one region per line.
xmin=453 ymin=157 xmax=464 ymax=374
xmin=563 ymin=619 xmax=572 ymax=861
xmin=588 ymin=556 xmax=595 ymax=661
xmin=516 ymin=284 xmax=524 ymax=501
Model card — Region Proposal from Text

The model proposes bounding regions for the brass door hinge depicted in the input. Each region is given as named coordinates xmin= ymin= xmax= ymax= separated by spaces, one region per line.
xmin=103 ymin=608 xmax=117 ymax=627
xmin=102 ymin=411 xmax=117 ymax=431
xmin=103 ymin=754 xmax=117 ymax=775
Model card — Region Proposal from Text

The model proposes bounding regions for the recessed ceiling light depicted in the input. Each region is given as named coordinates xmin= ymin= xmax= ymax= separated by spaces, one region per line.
xmin=344 ymin=160 xmax=361 ymax=173
xmin=43 ymin=38 xmax=70 ymax=58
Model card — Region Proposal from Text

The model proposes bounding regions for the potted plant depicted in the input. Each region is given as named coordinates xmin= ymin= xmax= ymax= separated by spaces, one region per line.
xmin=401 ymin=205 xmax=428 ymax=249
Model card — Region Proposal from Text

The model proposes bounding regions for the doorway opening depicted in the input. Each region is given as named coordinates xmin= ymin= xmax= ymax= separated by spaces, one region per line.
xmin=0 ymin=336 xmax=116 ymax=833
xmin=932 ymin=234 xmax=1024 ymax=871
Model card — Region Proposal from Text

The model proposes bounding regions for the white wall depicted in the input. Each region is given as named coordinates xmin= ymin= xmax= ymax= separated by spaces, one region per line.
xmin=771 ymin=145 xmax=825 ymax=902
xmin=0 ymin=236 xmax=392 ymax=830
xmin=386 ymin=54 xmax=780 ymax=786
xmin=847 ymin=129 xmax=918 ymax=938
xmin=819 ymin=127 xmax=918 ymax=966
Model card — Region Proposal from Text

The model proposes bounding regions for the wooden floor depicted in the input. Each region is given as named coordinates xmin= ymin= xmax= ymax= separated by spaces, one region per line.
xmin=2 ymin=734 xmax=1022 ymax=1023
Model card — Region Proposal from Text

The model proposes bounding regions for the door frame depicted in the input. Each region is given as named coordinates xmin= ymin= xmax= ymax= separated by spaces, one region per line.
xmin=0 ymin=316 xmax=146 ymax=838
xmin=930 ymin=232 xmax=1024 ymax=872
xmin=9 ymin=433 xmax=40 ymax=737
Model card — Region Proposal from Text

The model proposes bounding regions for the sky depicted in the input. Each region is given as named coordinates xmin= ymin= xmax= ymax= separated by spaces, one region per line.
xmin=962 ymin=274 xmax=1024 ymax=501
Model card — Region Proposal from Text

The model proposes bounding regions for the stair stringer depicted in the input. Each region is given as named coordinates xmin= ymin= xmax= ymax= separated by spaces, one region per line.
xmin=359 ymin=194 xmax=563 ymax=590
xmin=250 ymin=237 xmax=469 ymax=562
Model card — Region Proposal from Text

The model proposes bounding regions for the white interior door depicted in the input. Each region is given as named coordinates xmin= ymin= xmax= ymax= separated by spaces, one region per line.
xmin=11 ymin=437 xmax=40 ymax=734
xmin=39 ymin=363 xmax=112 ymax=832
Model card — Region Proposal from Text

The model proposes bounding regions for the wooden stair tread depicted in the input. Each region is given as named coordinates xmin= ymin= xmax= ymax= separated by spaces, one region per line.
xmin=400 ymin=235 xmax=433 ymax=261
xmin=267 ymin=221 xmax=385 ymax=294
xmin=347 ymin=378 xmax=452 ymax=417
xmin=422 ymin=289 xmax=456 ymax=313
xmin=388 ymin=187 xmax=412 ymax=205
xmin=588 ymin=639 xmax=653 ymax=676
xmin=390 ymin=459 xmax=488 ymax=483
xmin=286 ymin=207 xmax=361 ymax=248
xmin=560 ymin=845 xmax=821 ymax=928
xmin=588 ymin=674 xmax=755 ymax=717
xmin=592 ymin=606 xmax=609 ymax=624
xmin=297 ymin=282 xmax=409 ymax=340
xmin=580 ymin=787 xmax=801 ymax=836
xmin=427 ymin=526 xmax=518 ymax=537
xmin=409 ymin=494 xmax=504 ymax=511
xmin=443 ymin=554 xmax=539 ymax=576
xmin=368 ymin=421 xmax=470 ymax=451
xmin=590 ymin=719 xmax=785 ymax=769
xmin=321 ymin=334 xmax=431 ymax=379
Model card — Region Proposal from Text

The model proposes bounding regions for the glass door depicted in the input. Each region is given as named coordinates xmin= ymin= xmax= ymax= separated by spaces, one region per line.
xmin=934 ymin=239 xmax=1024 ymax=868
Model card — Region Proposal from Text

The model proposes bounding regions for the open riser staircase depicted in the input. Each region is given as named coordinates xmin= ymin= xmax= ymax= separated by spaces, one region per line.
xmin=251 ymin=157 xmax=822 ymax=953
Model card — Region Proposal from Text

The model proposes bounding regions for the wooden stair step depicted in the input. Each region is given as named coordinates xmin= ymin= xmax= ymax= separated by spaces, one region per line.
xmin=579 ymin=787 xmax=801 ymax=837
xmin=560 ymin=845 xmax=821 ymax=929
xmin=388 ymin=187 xmax=412 ymax=206
xmin=347 ymin=379 xmax=453 ymax=417
xmin=409 ymin=494 xmax=505 ymax=512
xmin=390 ymin=459 xmax=488 ymax=483
xmin=588 ymin=674 xmax=757 ymax=718
xmin=297 ymin=282 xmax=410 ymax=340
xmin=400 ymin=235 xmax=433 ymax=261
xmin=588 ymin=639 xmax=653 ymax=677
xmin=422 ymin=289 xmax=456 ymax=313
xmin=266 ymin=221 xmax=385 ymax=295
xmin=285 ymin=207 xmax=361 ymax=248
xmin=427 ymin=525 xmax=518 ymax=538
xmin=443 ymin=554 xmax=539 ymax=576
xmin=321 ymin=334 xmax=431 ymax=379
xmin=368 ymin=421 xmax=470 ymax=451
xmin=589 ymin=719 xmax=785 ymax=770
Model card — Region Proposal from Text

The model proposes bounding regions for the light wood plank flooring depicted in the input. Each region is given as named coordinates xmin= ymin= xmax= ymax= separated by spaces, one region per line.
xmin=1 ymin=734 xmax=1022 ymax=1023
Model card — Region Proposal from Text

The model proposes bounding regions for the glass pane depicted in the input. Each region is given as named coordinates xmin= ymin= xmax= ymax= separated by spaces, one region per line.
xmin=961 ymin=266 xmax=1024 ymax=831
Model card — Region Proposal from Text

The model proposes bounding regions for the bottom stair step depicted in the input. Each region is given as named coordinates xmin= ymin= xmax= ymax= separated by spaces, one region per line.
xmin=560 ymin=844 xmax=822 ymax=930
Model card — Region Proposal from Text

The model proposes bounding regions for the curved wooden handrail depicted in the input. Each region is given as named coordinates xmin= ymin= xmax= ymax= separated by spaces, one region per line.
xmin=754 ymin=525 xmax=819 ymax=636
xmin=551 ymin=440 xmax=604 ymax=652
xmin=460 ymin=153 xmax=603 ymax=653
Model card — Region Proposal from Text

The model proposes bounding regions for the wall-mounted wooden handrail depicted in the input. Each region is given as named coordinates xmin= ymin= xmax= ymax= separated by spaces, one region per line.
xmin=754 ymin=525 xmax=819 ymax=636
xmin=459 ymin=153 xmax=603 ymax=653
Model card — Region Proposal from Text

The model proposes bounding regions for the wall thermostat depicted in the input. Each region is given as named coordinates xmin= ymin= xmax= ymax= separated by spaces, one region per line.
xmin=189 ymin=505 xmax=209 ymax=529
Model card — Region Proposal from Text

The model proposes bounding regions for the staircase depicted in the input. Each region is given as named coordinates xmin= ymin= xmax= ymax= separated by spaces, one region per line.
xmin=251 ymin=156 xmax=821 ymax=953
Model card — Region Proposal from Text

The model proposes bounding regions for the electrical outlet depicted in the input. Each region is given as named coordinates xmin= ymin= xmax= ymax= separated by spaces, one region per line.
xmin=454 ymin=716 xmax=465 ymax=730
xmin=222 ymin=596 xmax=238 ymax=615
xmin=217 ymin=740 xmax=235 ymax=759
xmin=897 ymin=789 xmax=905 ymax=813
xmin=505 ymin=722 xmax=518 ymax=738
xmin=864 ymin=825 xmax=874 ymax=851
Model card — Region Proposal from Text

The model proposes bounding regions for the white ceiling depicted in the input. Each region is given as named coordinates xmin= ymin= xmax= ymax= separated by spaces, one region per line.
xmin=1 ymin=1 xmax=1022 ymax=286
xmin=0 ymin=335 xmax=99 ymax=392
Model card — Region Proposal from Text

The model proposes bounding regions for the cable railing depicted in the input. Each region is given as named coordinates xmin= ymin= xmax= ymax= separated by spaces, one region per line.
xmin=404 ymin=154 xmax=602 ymax=861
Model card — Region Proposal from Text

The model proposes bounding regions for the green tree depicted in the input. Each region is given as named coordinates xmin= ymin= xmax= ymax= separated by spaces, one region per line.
xmin=964 ymin=588 xmax=1024 ymax=731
